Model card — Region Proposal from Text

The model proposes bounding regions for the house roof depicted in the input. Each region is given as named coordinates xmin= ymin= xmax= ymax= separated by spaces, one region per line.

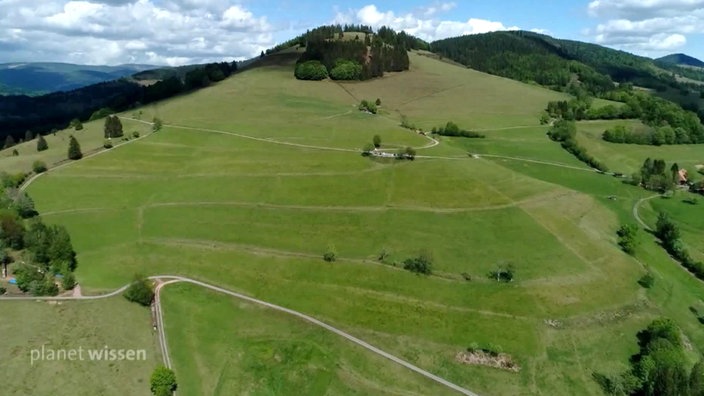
xmin=678 ymin=169 xmax=688 ymax=182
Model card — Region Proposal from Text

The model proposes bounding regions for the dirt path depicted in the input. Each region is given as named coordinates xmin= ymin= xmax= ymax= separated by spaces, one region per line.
xmin=632 ymin=194 xmax=661 ymax=231
xmin=0 ymin=276 xmax=479 ymax=396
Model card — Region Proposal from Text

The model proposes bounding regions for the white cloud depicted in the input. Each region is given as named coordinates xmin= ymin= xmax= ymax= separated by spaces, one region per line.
xmin=588 ymin=0 xmax=704 ymax=18
xmin=0 ymin=0 xmax=275 ymax=65
xmin=334 ymin=4 xmax=523 ymax=42
xmin=586 ymin=0 xmax=704 ymax=55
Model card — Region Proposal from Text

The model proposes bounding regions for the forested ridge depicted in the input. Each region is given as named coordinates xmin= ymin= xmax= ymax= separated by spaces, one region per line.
xmin=0 ymin=61 xmax=236 ymax=141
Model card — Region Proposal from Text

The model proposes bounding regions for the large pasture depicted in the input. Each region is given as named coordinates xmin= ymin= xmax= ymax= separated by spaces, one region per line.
xmin=1 ymin=51 xmax=703 ymax=395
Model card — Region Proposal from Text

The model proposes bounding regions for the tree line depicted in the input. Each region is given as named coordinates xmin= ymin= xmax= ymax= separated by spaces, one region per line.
xmin=655 ymin=212 xmax=704 ymax=281
xmin=546 ymin=119 xmax=608 ymax=171
xmin=0 ymin=61 xmax=237 ymax=141
xmin=431 ymin=121 xmax=485 ymax=138
xmin=545 ymin=86 xmax=704 ymax=145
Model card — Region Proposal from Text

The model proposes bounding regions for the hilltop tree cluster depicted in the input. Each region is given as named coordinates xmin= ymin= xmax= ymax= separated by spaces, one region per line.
xmin=595 ymin=318 xmax=704 ymax=395
xmin=293 ymin=25 xmax=418 ymax=81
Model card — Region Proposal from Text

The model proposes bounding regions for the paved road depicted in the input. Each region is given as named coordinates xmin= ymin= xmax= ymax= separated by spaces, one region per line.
xmin=1 ymin=276 xmax=480 ymax=396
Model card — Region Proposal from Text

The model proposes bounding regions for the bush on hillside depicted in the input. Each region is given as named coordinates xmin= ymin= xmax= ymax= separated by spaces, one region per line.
xmin=294 ymin=60 xmax=329 ymax=81
xmin=36 ymin=135 xmax=48 ymax=152
xmin=61 ymin=271 xmax=76 ymax=290
xmin=323 ymin=245 xmax=337 ymax=262
xmin=638 ymin=272 xmax=654 ymax=288
xmin=358 ymin=99 xmax=377 ymax=114
xmin=330 ymin=60 xmax=362 ymax=80
xmin=32 ymin=160 xmax=47 ymax=174
xmin=403 ymin=250 xmax=433 ymax=275
xmin=124 ymin=275 xmax=154 ymax=306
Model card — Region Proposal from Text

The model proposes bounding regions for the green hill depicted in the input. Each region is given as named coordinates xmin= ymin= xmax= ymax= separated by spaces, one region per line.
xmin=2 ymin=33 xmax=704 ymax=396
xmin=0 ymin=62 xmax=156 ymax=96
xmin=657 ymin=53 xmax=704 ymax=68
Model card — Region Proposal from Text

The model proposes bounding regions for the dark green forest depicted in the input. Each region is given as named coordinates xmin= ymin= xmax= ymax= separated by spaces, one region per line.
xmin=0 ymin=61 xmax=237 ymax=140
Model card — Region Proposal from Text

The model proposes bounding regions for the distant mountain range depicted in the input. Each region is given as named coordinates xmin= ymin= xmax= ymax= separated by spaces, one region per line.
xmin=656 ymin=53 xmax=704 ymax=69
xmin=0 ymin=62 xmax=157 ymax=96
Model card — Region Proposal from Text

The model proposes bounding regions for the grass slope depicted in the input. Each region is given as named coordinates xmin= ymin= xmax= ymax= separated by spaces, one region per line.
xmin=0 ymin=298 xmax=159 ymax=396
xmin=1 ymin=49 xmax=702 ymax=395
xmin=161 ymin=282 xmax=455 ymax=395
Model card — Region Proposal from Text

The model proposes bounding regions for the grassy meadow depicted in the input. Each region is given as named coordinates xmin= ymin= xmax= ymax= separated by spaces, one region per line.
xmin=160 ymin=282 xmax=455 ymax=395
xmin=0 ymin=297 xmax=159 ymax=396
xmin=1 ymin=50 xmax=703 ymax=395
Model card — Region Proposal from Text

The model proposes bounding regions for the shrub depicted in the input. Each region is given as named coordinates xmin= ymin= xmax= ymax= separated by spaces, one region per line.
xmin=124 ymin=275 xmax=154 ymax=306
xmin=490 ymin=263 xmax=515 ymax=282
xmin=330 ymin=60 xmax=362 ymax=80
xmin=152 ymin=117 xmax=163 ymax=132
xmin=403 ymin=250 xmax=433 ymax=275
xmin=61 ymin=271 xmax=76 ymax=290
xmin=0 ymin=286 xmax=6 ymax=295
xmin=294 ymin=60 xmax=329 ymax=81
xmin=11 ymin=149 xmax=18 ymax=156
xmin=323 ymin=245 xmax=337 ymax=262
xmin=32 ymin=160 xmax=47 ymax=174
xmin=358 ymin=99 xmax=377 ymax=114
xmin=617 ymin=224 xmax=639 ymax=255
xmin=133 ymin=131 xmax=140 ymax=138
xmin=638 ymin=273 xmax=655 ymax=288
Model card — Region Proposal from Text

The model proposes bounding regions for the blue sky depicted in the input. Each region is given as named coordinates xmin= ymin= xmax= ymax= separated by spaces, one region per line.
xmin=0 ymin=0 xmax=702 ymax=65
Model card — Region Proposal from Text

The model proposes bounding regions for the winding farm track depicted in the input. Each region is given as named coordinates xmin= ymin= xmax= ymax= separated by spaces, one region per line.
xmin=632 ymin=194 xmax=662 ymax=231
xmin=0 ymin=276 xmax=480 ymax=396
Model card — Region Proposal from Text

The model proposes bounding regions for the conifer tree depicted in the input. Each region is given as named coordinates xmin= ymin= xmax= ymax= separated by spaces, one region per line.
xmin=36 ymin=135 xmax=48 ymax=151
xmin=67 ymin=135 xmax=82 ymax=160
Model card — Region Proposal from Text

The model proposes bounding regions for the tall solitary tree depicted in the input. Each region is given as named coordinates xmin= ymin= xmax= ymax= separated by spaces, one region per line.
xmin=671 ymin=163 xmax=680 ymax=184
xmin=373 ymin=134 xmax=381 ymax=148
xmin=3 ymin=135 xmax=15 ymax=150
xmin=104 ymin=115 xmax=123 ymax=138
xmin=36 ymin=135 xmax=48 ymax=152
xmin=67 ymin=135 xmax=82 ymax=160
xmin=24 ymin=130 xmax=33 ymax=142
xmin=150 ymin=365 xmax=177 ymax=396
